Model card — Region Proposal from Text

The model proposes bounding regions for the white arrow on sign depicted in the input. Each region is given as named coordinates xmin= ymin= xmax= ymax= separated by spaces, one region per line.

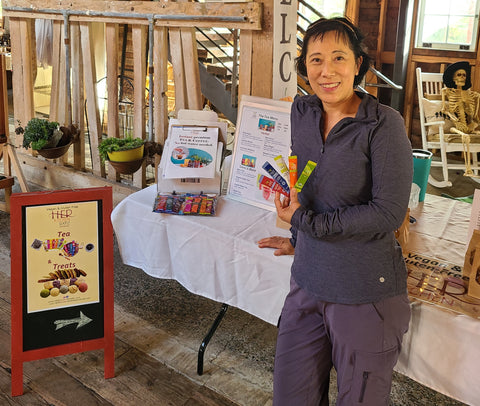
xmin=54 ymin=311 xmax=93 ymax=330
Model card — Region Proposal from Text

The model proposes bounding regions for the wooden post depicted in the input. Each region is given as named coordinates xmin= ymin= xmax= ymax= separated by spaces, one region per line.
xmin=251 ymin=0 xmax=273 ymax=98
xmin=49 ymin=20 xmax=62 ymax=123
xmin=180 ymin=27 xmax=202 ymax=110
xmin=71 ymin=22 xmax=85 ymax=170
xmin=132 ymin=24 xmax=147 ymax=188
xmin=80 ymin=22 xmax=105 ymax=177
xmin=106 ymin=23 xmax=120 ymax=182
xmin=169 ymin=28 xmax=187 ymax=112
xmin=153 ymin=26 xmax=169 ymax=147
xmin=239 ymin=30 xmax=253 ymax=100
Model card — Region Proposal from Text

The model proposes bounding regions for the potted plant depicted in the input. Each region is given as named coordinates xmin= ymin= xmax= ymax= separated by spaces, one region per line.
xmin=16 ymin=118 xmax=77 ymax=159
xmin=98 ymin=136 xmax=146 ymax=174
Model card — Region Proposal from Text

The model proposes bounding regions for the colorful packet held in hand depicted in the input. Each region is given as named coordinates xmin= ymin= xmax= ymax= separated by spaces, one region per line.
xmin=262 ymin=161 xmax=290 ymax=195
xmin=294 ymin=160 xmax=317 ymax=192
xmin=288 ymin=156 xmax=297 ymax=187
xmin=274 ymin=155 xmax=289 ymax=177
xmin=258 ymin=174 xmax=289 ymax=197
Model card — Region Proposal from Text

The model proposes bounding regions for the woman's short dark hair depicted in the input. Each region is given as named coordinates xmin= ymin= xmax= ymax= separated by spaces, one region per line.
xmin=296 ymin=17 xmax=372 ymax=87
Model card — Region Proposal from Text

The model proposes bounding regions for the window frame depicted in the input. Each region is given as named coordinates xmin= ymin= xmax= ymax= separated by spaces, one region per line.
xmin=415 ymin=0 xmax=480 ymax=52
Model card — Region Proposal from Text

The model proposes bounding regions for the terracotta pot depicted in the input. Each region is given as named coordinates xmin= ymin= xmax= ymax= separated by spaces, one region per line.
xmin=108 ymin=157 xmax=145 ymax=174
xmin=37 ymin=142 xmax=73 ymax=159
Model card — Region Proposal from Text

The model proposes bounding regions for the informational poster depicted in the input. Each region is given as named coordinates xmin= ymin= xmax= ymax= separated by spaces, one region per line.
xmin=227 ymin=96 xmax=292 ymax=211
xmin=162 ymin=125 xmax=219 ymax=179
xmin=405 ymin=251 xmax=480 ymax=318
xmin=25 ymin=201 xmax=100 ymax=314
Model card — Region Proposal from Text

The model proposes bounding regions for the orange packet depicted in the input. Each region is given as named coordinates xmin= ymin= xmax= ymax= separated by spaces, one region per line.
xmin=288 ymin=156 xmax=297 ymax=188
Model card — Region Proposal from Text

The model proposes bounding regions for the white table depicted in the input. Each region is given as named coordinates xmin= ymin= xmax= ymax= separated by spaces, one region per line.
xmin=112 ymin=185 xmax=480 ymax=405
xmin=397 ymin=197 xmax=480 ymax=406
xmin=111 ymin=185 xmax=292 ymax=325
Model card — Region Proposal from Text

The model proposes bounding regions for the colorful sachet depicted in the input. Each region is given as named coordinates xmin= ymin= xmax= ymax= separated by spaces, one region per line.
xmin=153 ymin=193 xmax=217 ymax=216
xmin=293 ymin=160 xmax=317 ymax=192
xmin=263 ymin=155 xmax=317 ymax=196
xmin=262 ymin=161 xmax=290 ymax=195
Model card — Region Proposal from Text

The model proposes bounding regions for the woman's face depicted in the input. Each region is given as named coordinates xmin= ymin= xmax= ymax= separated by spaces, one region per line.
xmin=305 ymin=31 xmax=361 ymax=109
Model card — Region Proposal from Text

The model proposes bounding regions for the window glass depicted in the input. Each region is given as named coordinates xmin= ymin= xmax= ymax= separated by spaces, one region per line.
xmin=297 ymin=0 xmax=346 ymax=31
xmin=416 ymin=0 xmax=480 ymax=51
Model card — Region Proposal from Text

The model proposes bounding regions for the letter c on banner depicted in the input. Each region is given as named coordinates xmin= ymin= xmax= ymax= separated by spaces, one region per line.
xmin=279 ymin=52 xmax=292 ymax=82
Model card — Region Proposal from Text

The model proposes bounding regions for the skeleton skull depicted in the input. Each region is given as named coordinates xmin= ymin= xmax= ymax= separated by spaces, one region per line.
xmin=454 ymin=69 xmax=467 ymax=88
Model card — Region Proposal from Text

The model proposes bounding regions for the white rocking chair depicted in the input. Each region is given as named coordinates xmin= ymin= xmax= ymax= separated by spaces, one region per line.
xmin=416 ymin=67 xmax=480 ymax=187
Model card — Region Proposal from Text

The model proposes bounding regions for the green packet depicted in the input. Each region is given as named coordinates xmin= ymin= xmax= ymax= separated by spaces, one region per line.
xmin=294 ymin=160 xmax=317 ymax=192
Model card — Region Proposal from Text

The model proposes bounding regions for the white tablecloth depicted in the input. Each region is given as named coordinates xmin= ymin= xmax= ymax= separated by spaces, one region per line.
xmin=112 ymin=186 xmax=480 ymax=405
xmin=111 ymin=185 xmax=292 ymax=325
xmin=397 ymin=197 xmax=479 ymax=406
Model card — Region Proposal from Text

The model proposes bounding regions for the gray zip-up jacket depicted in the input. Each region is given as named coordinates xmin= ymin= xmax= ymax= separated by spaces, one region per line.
xmin=289 ymin=92 xmax=413 ymax=304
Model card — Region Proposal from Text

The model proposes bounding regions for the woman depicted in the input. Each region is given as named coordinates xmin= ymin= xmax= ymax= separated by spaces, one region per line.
xmin=258 ymin=17 xmax=413 ymax=405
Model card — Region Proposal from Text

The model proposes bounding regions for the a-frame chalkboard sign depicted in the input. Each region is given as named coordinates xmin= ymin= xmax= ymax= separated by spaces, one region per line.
xmin=10 ymin=187 xmax=114 ymax=396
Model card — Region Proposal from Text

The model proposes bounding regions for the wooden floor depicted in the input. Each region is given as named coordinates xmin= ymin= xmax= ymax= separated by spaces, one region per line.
xmin=0 ymin=272 xmax=237 ymax=406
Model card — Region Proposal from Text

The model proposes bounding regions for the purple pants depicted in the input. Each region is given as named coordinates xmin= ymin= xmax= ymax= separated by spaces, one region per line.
xmin=273 ymin=277 xmax=411 ymax=406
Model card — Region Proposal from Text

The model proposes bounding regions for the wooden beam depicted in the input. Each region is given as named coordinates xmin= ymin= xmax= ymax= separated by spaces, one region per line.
xmin=153 ymin=26 xmax=168 ymax=147
xmin=2 ymin=0 xmax=262 ymax=30
xmin=345 ymin=0 xmax=360 ymax=24
xmin=106 ymin=22 xmax=120 ymax=182
xmin=132 ymin=24 xmax=147 ymax=188
xmin=9 ymin=18 xmax=25 ymax=139
xmin=49 ymin=20 xmax=62 ymax=123
xmin=19 ymin=19 xmax=35 ymax=123
xmin=80 ymin=21 xmax=105 ymax=177
xmin=238 ymin=30 xmax=253 ymax=99
xmin=403 ymin=60 xmax=417 ymax=137
xmin=376 ymin=0 xmax=388 ymax=70
xmin=251 ymin=0 xmax=273 ymax=98
xmin=180 ymin=28 xmax=202 ymax=110
xmin=169 ymin=28 xmax=187 ymax=113
xmin=71 ymin=21 xmax=85 ymax=170
xmin=16 ymin=151 xmax=138 ymax=207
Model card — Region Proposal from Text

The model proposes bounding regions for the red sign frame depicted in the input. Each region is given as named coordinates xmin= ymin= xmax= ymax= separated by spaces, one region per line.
xmin=10 ymin=187 xmax=115 ymax=396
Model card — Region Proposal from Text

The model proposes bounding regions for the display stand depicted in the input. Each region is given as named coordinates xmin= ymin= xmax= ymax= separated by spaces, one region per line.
xmin=157 ymin=109 xmax=229 ymax=374
xmin=10 ymin=187 xmax=115 ymax=396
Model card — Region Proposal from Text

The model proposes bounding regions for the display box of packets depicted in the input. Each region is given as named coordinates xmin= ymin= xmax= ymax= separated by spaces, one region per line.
xmin=153 ymin=192 xmax=217 ymax=216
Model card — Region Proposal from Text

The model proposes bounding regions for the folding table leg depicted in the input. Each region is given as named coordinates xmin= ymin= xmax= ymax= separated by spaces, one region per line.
xmin=197 ymin=303 xmax=229 ymax=375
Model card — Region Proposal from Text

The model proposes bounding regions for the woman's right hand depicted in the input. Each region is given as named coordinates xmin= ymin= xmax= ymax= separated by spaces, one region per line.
xmin=257 ymin=236 xmax=294 ymax=256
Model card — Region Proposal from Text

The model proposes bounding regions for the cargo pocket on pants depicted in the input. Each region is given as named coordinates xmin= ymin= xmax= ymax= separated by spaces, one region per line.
xmin=352 ymin=346 xmax=398 ymax=404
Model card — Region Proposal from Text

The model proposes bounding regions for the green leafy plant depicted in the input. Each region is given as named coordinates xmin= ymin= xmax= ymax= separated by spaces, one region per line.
xmin=98 ymin=136 xmax=145 ymax=162
xmin=17 ymin=118 xmax=61 ymax=150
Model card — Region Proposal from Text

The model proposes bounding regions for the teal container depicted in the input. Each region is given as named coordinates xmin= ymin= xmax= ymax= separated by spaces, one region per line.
xmin=412 ymin=149 xmax=433 ymax=202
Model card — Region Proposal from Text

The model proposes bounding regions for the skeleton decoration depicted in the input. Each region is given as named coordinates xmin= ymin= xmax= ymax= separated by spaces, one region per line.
xmin=441 ymin=61 xmax=480 ymax=177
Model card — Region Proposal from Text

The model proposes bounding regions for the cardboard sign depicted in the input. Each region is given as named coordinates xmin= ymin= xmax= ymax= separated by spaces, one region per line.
xmin=10 ymin=187 xmax=115 ymax=396
xmin=404 ymin=252 xmax=480 ymax=318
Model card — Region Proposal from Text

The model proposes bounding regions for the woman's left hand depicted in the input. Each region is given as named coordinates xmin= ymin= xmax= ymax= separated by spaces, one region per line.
xmin=275 ymin=188 xmax=301 ymax=224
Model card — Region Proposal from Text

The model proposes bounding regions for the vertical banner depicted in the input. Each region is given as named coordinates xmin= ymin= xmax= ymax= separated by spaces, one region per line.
xmin=10 ymin=187 xmax=115 ymax=396
xmin=273 ymin=0 xmax=298 ymax=100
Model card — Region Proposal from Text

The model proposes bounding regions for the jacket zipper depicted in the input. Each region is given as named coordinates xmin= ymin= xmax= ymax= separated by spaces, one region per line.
xmin=359 ymin=371 xmax=369 ymax=402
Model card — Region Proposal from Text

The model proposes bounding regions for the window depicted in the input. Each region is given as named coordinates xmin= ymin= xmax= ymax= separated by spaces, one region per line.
xmin=415 ymin=0 xmax=480 ymax=51
xmin=297 ymin=0 xmax=346 ymax=32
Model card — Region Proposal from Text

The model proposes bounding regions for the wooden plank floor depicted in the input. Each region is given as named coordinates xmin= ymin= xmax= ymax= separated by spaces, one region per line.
xmin=0 ymin=272 xmax=237 ymax=406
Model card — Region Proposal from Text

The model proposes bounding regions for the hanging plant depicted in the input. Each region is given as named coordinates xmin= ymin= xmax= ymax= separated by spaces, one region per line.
xmin=98 ymin=137 xmax=145 ymax=163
